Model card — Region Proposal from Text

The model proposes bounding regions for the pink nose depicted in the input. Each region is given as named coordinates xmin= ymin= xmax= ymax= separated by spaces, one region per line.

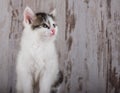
xmin=51 ymin=29 xmax=55 ymax=35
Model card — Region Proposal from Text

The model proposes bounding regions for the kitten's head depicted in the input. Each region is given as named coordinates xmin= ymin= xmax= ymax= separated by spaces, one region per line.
xmin=23 ymin=7 xmax=58 ymax=41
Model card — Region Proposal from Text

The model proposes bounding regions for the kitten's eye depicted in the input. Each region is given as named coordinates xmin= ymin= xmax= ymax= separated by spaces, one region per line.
xmin=42 ymin=23 xmax=49 ymax=29
xmin=53 ymin=24 xmax=57 ymax=28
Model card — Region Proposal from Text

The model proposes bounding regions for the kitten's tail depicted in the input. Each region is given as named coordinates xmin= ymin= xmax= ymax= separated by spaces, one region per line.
xmin=51 ymin=70 xmax=64 ymax=93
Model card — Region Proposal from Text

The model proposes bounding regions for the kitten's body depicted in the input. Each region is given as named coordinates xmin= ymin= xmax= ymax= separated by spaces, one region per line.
xmin=16 ymin=7 xmax=63 ymax=93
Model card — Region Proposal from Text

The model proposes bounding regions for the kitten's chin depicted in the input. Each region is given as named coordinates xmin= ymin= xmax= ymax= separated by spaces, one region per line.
xmin=50 ymin=34 xmax=56 ymax=37
xmin=39 ymin=34 xmax=56 ymax=42
xmin=49 ymin=35 xmax=56 ymax=41
xmin=48 ymin=34 xmax=56 ymax=40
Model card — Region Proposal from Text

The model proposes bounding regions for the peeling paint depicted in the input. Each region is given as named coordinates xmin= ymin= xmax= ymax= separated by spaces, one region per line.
xmin=100 ymin=0 xmax=103 ymax=7
xmin=12 ymin=9 xmax=19 ymax=18
xmin=84 ymin=0 xmax=89 ymax=4
xmin=9 ymin=14 xmax=14 ymax=39
xmin=84 ymin=0 xmax=89 ymax=8
xmin=65 ymin=0 xmax=76 ymax=40
xmin=67 ymin=12 xmax=76 ymax=33
xmin=67 ymin=36 xmax=73 ymax=51
xmin=109 ymin=67 xmax=120 ymax=93
xmin=65 ymin=60 xmax=72 ymax=93
xmin=113 ymin=12 xmax=120 ymax=66
xmin=97 ymin=11 xmax=105 ymax=75
xmin=106 ymin=0 xmax=111 ymax=19
xmin=106 ymin=38 xmax=120 ymax=93
xmin=65 ymin=0 xmax=68 ymax=40
xmin=66 ymin=60 xmax=72 ymax=77
xmin=78 ymin=77 xmax=83 ymax=91
xmin=9 ymin=8 xmax=19 ymax=39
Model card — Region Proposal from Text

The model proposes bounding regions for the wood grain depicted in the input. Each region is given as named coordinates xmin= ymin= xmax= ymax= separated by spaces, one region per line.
xmin=0 ymin=0 xmax=120 ymax=93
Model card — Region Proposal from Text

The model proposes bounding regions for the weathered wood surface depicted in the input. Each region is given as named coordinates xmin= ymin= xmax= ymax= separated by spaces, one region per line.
xmin=0 ymin=0 xmax=120 ymax=93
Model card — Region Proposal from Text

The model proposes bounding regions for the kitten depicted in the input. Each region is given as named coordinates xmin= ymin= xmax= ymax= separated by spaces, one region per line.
xmin=16 ymin=7 xmax=63 ymax=93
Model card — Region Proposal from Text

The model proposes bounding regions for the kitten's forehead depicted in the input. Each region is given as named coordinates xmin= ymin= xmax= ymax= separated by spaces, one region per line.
xmin=36 ymin=13 xmax=48 ymax=21
xmin=32 ymin=12 xmax=55 ymax=29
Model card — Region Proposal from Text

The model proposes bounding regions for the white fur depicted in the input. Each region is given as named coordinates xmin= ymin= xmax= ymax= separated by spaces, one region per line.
xmin=16 ymin=7 xmax=59 ymax=93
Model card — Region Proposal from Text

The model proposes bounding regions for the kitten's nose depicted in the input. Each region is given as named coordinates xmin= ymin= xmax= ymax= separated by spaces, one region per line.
xmin=51 ymin=29 xmax=55 ymax=35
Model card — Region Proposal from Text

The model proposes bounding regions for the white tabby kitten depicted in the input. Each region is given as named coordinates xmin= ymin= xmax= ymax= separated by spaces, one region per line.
xmin=16 ymin=7 xmax=63 ymax=93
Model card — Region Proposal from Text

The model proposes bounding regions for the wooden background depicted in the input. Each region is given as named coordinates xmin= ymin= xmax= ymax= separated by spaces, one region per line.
xmin=0 ymin=0 xmax=120 ymax=93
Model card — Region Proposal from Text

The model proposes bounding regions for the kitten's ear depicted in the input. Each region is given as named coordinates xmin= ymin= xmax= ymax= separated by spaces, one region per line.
xmin=50 ymin=9 xmax=56 ymax=18
xmin=23 ymin=6 xmax=35 ymax=24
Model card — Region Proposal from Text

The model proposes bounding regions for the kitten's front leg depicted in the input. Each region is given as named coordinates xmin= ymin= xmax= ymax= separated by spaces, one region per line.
xmin=16 ymin=68 xmax=33 ymax=93
xmin=39 ymin=74 xmax=52 ymax=93
xmin=39 ymin=62 xmax=58 ymax=93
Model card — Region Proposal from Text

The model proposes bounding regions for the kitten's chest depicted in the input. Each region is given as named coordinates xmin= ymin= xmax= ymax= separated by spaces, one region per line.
xmin=30 ymin=46 xmax=47 ymax=73
xmin=31 ymin=44 xmax=53 ymax=58
xmin=30 ymin=43 xmax=55 ymax=74
xmin=30 ymin=43 xmax=55 ymax=66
